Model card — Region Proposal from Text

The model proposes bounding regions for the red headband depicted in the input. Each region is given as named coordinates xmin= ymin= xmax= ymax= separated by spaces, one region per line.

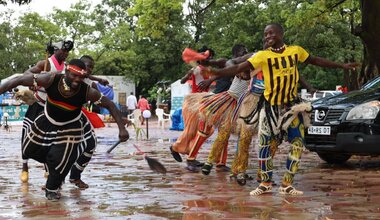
xmin=67 ymin=65 xmax=87 ymax=75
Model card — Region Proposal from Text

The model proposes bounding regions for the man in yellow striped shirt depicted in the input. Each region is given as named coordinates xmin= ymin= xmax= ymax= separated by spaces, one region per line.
xmin=210 ymin=23 xmax=358 ymax=196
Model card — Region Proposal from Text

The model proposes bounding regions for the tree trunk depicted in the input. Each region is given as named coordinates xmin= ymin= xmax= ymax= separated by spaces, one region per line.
xmin=357 ymin=0 xmax=380 ymax=85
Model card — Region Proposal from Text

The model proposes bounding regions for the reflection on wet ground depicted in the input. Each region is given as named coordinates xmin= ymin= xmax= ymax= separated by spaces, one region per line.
xmin=1 ymin=123 xmax=380 ymax=219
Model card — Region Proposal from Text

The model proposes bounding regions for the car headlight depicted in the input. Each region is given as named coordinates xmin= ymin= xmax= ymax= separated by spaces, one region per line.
xmin=346 ymin=100 xmax=380 ymax=120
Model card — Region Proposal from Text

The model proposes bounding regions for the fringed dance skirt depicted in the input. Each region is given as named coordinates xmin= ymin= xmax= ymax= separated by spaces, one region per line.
xmin=172 ymin=92 xmax=214 ymax=154
xmin=199 ymin=91 xmax=238 ymax=128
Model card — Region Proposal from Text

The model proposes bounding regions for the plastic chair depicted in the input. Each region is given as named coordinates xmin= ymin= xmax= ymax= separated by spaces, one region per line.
xmin=155 ymin=108 xmax=171 ymax=129
xmin=127 ymin=109 xmax=142 ymax=127
xmin=127 ymin=109 xmax=146 ymax=140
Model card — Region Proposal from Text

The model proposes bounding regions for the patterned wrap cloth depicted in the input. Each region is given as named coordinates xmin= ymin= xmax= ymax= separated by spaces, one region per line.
xmin=199 ymin=76 xmax=249 ymax=165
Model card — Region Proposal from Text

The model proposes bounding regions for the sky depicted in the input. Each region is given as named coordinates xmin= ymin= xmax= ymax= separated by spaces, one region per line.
xmin=0 ymin=0 xmax=101 ymax=17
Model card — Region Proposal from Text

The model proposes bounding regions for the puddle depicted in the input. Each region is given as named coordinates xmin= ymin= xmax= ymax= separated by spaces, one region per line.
xmin=1 ymin=125 xmax=380 ymax=219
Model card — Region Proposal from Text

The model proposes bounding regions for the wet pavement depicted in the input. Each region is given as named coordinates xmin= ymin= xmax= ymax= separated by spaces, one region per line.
xmin=1 ymin=119 xmax=380 ymax=219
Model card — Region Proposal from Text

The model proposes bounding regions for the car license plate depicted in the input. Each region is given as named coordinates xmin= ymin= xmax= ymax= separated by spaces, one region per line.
xmin=307 ymin=126 xmax=331 ymax=135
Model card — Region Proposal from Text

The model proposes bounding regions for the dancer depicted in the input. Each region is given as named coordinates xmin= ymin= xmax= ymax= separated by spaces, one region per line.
xmin=68 ymin=55 xmax=108 ymax=189
xmin=209 ymin=23 xmax=358 ymax=195
xmin=227 ymin=46 xmax=315 ymax=185
xmin=170 ymin=45 xmax=249 ymax=172
xmin=20 ymin=40 xmax=73 ymax=182
xmin=199 ymin=43 xmax=316 ymax=177
xmin=19 ymin=43 xmax=111 ymax=184
xmin=199 ymin=71 xmax=251 ymax=174
xmin=169 ymin=46 xmax=215 ymax=170
xmin=0 ymin=59 xmax=129 ymax=200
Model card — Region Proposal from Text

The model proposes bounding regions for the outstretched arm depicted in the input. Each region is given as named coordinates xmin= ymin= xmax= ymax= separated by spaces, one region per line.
xmin=199 ymin=58 xmax=228 ymax=68
xmin=198 ymin=58 xmax=231 ymax=90
xmin=197 ymin=75 xmax=221 ymax=91
xmin=87 ymin=88 xmax=129 ymax=142
xmin=0 ymin=73 xmax=53 ymax=95
xmin=305 ymin=56 xmax=359 ymax=70
xmin=89 ymin=75 xmax=109 ymax=86
xmin=299 ymin=75 xmax=317 ymax=94
xmin=231 ymin=52 xmax=254 ymax=64
xmin=210 ymin=61 xmax=253 ymax=78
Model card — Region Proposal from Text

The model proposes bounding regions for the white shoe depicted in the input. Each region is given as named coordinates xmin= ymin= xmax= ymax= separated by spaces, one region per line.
xmin=279 ymin=185 xmax=303 ymax=195
xmin=250 ymin=183 xmax=272 ymax=196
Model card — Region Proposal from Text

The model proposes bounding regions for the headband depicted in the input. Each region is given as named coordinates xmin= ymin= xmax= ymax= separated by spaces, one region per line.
xmin=67 ymin=65 xmax=87 ymax=76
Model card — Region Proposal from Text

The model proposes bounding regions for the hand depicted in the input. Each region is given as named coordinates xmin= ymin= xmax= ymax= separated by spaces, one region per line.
xmin=100 ymin=78 xmax=109 ymax=85
xmin=119 ymin=128 xmax=129 ymax=142
xmin=342 ymin=62 xmax=360 ymax=71
xmin=198 ymin=59 xmax=210 ymax=66
xmin=309 ymin=87 xmax=318 ymax=95
xmin=206 ymin=67 xmax=219 ymax=76
xmin=237 ymin=71 xmax=250 ymax=80
xmin=198 ymin=79 xmax=212 ymax=91
xmin=121 ymin=117 xmax=132 ymax=127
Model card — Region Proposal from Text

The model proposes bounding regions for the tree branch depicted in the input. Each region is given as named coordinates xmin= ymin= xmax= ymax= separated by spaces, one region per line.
xmin=315 ymin=0 xmax=348 ymax=18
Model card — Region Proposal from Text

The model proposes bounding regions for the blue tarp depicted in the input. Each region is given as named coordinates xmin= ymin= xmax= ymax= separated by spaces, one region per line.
xmin=170 ymin=108 xmax=184 ymax=131
xmin=96 ymin=83 xmax=114 ymax=114
xmin=97 ymin=83 xmax=114 ymax=100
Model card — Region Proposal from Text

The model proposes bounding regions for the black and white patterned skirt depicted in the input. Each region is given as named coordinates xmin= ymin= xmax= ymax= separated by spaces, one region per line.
xmin=22 ymin=112 xmax=95 ymax=175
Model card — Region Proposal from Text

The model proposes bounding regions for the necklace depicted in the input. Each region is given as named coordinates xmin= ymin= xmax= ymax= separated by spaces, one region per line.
xmin=62 ymin=77 xmax=70 ymax=91
xmin=270 ymin=44 xmax=286 ymax=52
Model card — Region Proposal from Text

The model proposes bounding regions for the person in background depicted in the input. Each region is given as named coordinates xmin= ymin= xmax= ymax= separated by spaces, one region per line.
xmin=137 ymin=95 xmax=150 ymax=125
xmin=127 ymin=92 xmax=137 ymax=115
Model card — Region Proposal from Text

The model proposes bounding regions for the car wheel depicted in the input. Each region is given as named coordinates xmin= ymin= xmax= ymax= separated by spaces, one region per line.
xmin=316 ymin=152 xmax=351 ymax=164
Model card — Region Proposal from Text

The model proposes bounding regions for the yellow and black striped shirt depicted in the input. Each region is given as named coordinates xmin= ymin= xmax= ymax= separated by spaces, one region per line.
xmin=247 ymin=45 xmax=309 ymax=105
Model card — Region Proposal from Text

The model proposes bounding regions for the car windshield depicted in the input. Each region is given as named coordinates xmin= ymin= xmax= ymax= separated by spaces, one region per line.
xmin=315 ymin=92 xmax=324 ymax=98
xmin=362 ymin=76 xmax=380 ymax=90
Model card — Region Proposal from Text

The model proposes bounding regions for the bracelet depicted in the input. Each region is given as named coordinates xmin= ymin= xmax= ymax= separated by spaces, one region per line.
xmin=94 ymin=94 xmax=104 ymax=105
xmin=33 ymin=74 xmax=38 ymax=88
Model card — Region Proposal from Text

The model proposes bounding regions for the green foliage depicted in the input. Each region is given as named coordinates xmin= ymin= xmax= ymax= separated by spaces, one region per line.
xmin=0 ymin=12 xmax=61 ymax=78
xmin=52 ymin=1 xmax=101 ymax=58
xmin=129 ymin=0 xmax=185 ymax=39
xmin=0 ymin=0 xmax=31 ymax=5
xmin=0 ymin=0 xmax=367 ymax=93
xmin=199 ymin=2 xmax=265 ymax=58
xmin=147 ymin=84 xmax=170 ymax=103
xmin=0 ymin=19 xmax=14 ymax=79
xmin=282 ymin=0 xmax=362 ymax=89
